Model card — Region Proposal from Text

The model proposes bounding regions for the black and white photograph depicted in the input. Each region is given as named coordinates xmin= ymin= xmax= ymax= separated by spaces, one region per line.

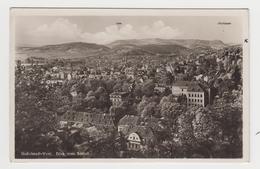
xmin=10 ymin=8 xmax=249 ymax=160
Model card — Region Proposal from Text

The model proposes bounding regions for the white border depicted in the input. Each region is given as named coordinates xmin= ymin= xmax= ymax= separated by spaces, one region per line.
xmin=9 ymin=7 xmax=250 ymax=163
xmin=1 ymin=0 xmax=259 ymax=169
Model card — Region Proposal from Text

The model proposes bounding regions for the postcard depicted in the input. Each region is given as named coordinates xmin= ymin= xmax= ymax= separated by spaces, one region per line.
xmin=10 ymin=8 xmax=249 ymax=162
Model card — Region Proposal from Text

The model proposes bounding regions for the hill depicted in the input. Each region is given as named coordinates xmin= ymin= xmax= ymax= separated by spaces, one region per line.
xmin=15 ymin=39 xmax=229 ymax=61
xmin=108 ymin=38 xmax=227 ymax=50
xmin=16 ymin=42 xmax=110 ymax=60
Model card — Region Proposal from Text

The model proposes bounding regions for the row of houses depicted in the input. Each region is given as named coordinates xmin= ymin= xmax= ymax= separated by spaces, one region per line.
xmin=59 ymin=111 xmax=115 ymax=129
xmin=59 ymin=112 xmax=158 ymax=151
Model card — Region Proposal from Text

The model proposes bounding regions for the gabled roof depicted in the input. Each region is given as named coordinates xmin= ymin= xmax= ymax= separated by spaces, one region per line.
xmin=59 ymin=111 xmax=114 ymax=126
xmin=118 ymin=115 xmax=140 ymax=126
xmin=173 ymin=81 xmax=205 ymax=92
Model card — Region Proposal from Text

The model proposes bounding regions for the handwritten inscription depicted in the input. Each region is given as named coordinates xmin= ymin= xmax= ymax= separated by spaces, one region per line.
xmin=218 ymin=22 xmax=232 ymax=25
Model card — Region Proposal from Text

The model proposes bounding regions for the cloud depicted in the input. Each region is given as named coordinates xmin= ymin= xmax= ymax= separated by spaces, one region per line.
xmin=27 ymin=18 xmax=181 ymax=45
xmin=28 ymin=18 xmax=82 ymax=44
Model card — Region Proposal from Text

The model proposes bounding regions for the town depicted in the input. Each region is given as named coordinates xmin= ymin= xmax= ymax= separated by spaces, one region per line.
xmin=15 ymin=42 xmax=243 ymax=158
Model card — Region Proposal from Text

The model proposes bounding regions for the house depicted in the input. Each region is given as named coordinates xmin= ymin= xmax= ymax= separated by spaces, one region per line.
xmin=172 ymin=81 xmax=190 ymax=96
xmin=59 ymin=111 xmax=115 ymax=128
xmin=118 ymin=115 xmax=140 ymax=135
xmin=172 ymin=81 xmax=206 ymax=107
xmin=154 ymin=83 xmax=166 ymax=93
xmin=125 ymin=67 xmax=135 ymax=79
xmin=126 ymin=126 xmax=156 ymax=151
xmin=89 ymin=73 xmax=102 ymax=79
xmin=111 ymin=71 xmax=121 ymax=79
xmin=109 ymin=92 xmax=128 ymax=107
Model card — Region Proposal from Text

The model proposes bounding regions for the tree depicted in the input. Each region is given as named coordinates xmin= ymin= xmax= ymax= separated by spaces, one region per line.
xmin=141 ymin=80 xmax=155 ymax=97
xmin=231 ymin=66 xmax=242 ymax=87
xmin=15 ymin=67 xmax=57 ymax=157
xmin=211 ymin=104 xmax=242 ymax=158
xmin=83 ymin=94 xmax=97 ymax=109
xmin=109 ymin=105 xmax=127 ymax=125
xmin=137 ymin=96 xmax=149 ymax=114
xmin=133 ymin=84 xmax=143 ymax=101
xmin=140 ymin=102 xmax=158 ymax=118
xmin=160 ymin=102 xmax=184 ymax=120
xmin=159 ymin=94 xmax=185 ymax=120
xmin=175 ymin=106 xmax=198 ymax=157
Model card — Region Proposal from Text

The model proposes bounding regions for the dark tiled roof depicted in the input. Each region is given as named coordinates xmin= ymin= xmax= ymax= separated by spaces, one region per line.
xmin=118 ymin=115 xmax=140 ymax=126
xmin=59 ymin=111 xmax=114 ymax=126
xmin=173 ymin=81 xmax=204 ymax=92
xmin=172 ymin=81 xmax=190 ymax=87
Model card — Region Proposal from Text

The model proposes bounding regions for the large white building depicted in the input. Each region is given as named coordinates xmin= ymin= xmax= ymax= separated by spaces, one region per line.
xmin=172 ymin=81 xmax=206 ymax=107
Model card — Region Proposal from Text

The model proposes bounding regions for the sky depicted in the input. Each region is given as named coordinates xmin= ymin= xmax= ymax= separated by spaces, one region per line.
xmin=14 ymin=15 xmax=244 ymax=46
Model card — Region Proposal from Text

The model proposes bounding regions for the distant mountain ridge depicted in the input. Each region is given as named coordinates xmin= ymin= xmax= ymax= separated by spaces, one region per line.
xmin=16 ymin=42 xmax=110 ymax=59
xmin=107 ymin=38 xmax=228 ymax=50
xmin=16 ymin=39 xmax=230 ymax=60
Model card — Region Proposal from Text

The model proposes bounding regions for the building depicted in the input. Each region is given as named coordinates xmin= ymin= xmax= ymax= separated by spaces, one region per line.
xmin=172 ymin=81 xmax=206 ymax=107
xmin=126 ymin=126 xmax=156 ymax=151
xmin=109 ymin=92 xmax=128 ymax=107
xmin=172 ymin=81 xmax=190 ymax=96
xmin=154 ymin=83 xmax=166 ymax=93
xmin=118 ymin=115 xmax=140 ymax=135
xmin=186 ymin=84 xmax=205 ymax=107
xmin=125 ymin=67 xmax=135 ymax=79
xmin=59 ymin=111 xmax=115 ymax=128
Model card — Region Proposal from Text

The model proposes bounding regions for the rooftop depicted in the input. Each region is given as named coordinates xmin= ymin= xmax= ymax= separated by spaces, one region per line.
xmin=172 ymin=81 xmax=190 ymax=87
xmin=118 ymin=115 xmax=140 ymax=126
xmin=173 ymin=81 xmax=204 ymax=92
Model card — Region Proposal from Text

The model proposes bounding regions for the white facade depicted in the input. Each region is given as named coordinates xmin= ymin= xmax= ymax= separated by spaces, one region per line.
xmin=127 ymin=133 xmax=142 ymax=150
xmin=187 ymin=92 xmax=205 ymax=107
xmin=172 ymin=86 xmax=188 ymax=96
xmin=172 ymin=82 xmax=206 ymax=107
